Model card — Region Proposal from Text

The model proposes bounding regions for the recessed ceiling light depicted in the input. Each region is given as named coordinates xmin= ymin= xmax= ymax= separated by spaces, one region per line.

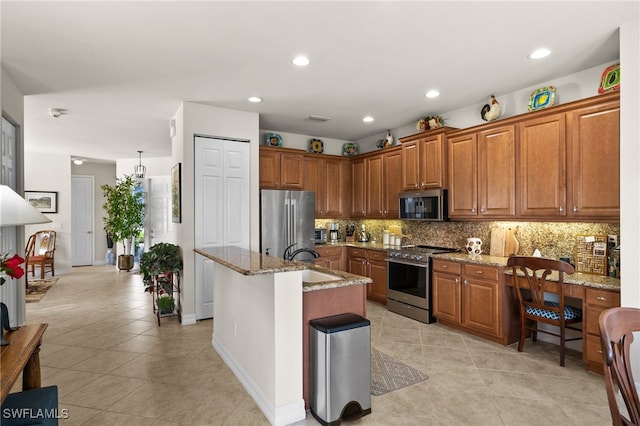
xmin=292 ymin=55 xmax=310 ymax=66
xmin=73 ymin=159 xmax=84 ymax=165
xmin=248 ymin=97 xmax=262 ymax=103
xmin=362 ymin=116 xmax=374 ymax=123
xmin=528 ymin=48 xmax=551 ymax=59
xmin=425 ymin=90 xmax=440 ymax=98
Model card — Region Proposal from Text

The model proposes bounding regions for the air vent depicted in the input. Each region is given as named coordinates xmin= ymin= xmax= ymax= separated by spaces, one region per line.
xmin=307 ymin=115 xmax=332 ymax=122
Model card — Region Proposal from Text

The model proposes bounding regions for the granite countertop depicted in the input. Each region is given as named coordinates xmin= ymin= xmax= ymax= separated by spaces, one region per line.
xmin=316 ymin=241 xmax=392 ymax=251
xmin=194 ymin=246 xmax=371 ymax=292
xmin=433 ymin=252 xmax=621 ymax=291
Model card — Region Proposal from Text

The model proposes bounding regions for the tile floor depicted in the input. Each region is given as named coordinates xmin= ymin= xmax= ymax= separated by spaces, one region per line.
xmin=16 ymin=266 xmax=612 ymax=425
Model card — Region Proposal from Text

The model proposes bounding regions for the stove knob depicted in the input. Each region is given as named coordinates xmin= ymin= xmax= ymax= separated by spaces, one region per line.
xmin=402 ymin=253 xmax=409 ymax=258
xmin=415 ymin=255 xmax=423 ymax=261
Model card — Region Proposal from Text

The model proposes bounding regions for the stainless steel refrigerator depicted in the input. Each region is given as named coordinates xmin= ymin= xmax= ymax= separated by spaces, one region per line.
xmin=260 ymin=189 xmax=316 ymax=262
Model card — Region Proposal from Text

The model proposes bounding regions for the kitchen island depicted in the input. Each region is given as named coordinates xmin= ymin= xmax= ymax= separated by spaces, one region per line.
xmin=194 ymin=246 xmax=371 ymax=426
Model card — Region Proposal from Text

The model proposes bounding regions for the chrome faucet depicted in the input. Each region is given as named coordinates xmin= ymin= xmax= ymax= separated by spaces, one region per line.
xmin=283 ymin=243 xmax=320 ymax=261
xmin=288 ymin=248 xmax=321 ymax=261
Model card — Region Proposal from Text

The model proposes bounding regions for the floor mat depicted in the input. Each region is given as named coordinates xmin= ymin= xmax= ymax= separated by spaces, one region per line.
xmin=370 ymin=347 xmax=427 ymax=396
xmin=25 ymin=278 xmax=58 ymax=303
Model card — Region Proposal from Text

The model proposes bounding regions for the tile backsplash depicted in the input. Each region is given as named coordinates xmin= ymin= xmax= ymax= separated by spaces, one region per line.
xmin=315 ymin=219 xmax=620 ymax=261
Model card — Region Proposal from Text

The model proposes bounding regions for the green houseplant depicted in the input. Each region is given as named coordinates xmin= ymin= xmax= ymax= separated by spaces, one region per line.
xmin=156 ymin=293 xmax=175 ymax=314
xmin=140 ymin=243 xmax=182 ymax=294
xmin=101 ymin=175 xmax=145 ymax=271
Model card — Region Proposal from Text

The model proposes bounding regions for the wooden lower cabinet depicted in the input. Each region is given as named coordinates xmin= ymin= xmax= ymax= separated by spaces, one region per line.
xmin=315 ymin=245 xmax=344 ymax=272
xmin=347 ymin=247 xmax=387 ymax=305
xmin=433 ymin=259 xmax=518 ymax=345
xmin=583 ymin=288 xmax=620 ymax=374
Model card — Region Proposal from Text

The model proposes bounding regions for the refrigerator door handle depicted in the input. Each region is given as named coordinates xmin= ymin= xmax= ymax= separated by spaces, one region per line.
xmin=290 ymin=198 xmax=297 ymax=245
xmin=285 ymin=198 xmax=291 ymax=247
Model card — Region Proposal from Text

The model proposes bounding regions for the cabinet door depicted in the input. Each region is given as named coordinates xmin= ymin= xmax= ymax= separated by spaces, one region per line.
xmin=402 ymin=141 xmax=420 ymax=190
xmin=567 ymin=101 xmax=620 ymax=218
xmin=478 ymin=125 xmax=516 ymax=217
xmin=383 ymin=149 xmax=403 ymax=218
xmin=419 ymin=134 xmax=446 ymax=189
xmin=518 ymin=114 xmax=567 ymax=217
xmin=279 ymin=152 xmax=304 ymax=189
xmin=259 ymin=149 xmax=280 ymax=188
xmin=324 ymin=158 xmax=348 ymax=218
xmin=448 ymin=133 xmax=478 ymax=218
xmin=351 ymin=158 xmax=366 ymax=217
xmin=432 ymin=272 xmax=461 ymax=323
xmin=304 ymin=156 xmax=325 ymax=216
xmin=462 ymin=277 xmax=500 ymax=337
xmin=366 ymin=155 xmax=384 ymax=217
xmin=347 ymin=255 xmax=367 ymax=277
xmin=368 ymin=258 xmax=388 ymax=304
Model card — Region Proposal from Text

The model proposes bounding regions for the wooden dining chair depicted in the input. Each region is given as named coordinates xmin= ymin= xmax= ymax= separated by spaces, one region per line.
xmin=25 ymin=230 xmax=56 ymax=280
xmin=599 ymin=307 xmax=640 ymax=426
xmin=506 ymin=255 xmax=582 ymax=366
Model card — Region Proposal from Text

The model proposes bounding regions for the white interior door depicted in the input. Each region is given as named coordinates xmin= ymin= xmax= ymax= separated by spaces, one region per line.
xmin=145 ymin=176 xmax=172 ymax=249
xmin=71 ymin=175 xmax=94 ymax=266
xmin=194 ymin=136 xmax=249 ymax=320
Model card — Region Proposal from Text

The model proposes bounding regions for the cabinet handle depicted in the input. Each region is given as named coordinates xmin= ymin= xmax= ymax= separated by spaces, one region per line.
xmin=455 ymin=278 xmax=459 ymax=284
xmin=464 ymin=279 xmax=468 ymax=286
xmin=573 ymin=206 xmax=578 ymax=212
xmin=480 ymin=208 xmax=486 ymax=214
xmin=596 ymin=296 xmax=607 ymax=301
xmin=476 ymin=270 xmax=483 ymax=274
xmin=442 ymin=264 xmax=448 ymax=269
xmin=471 ymin=208 xmax=476 ymax=213
xmin=559 ymin=206 xmax=564 ymax=212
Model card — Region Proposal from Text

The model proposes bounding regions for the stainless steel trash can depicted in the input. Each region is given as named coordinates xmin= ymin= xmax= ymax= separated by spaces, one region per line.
xmin=309 ymin=313 xmax=371 ymax=426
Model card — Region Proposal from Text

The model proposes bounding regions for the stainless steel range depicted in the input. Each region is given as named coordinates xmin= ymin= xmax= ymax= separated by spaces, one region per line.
xmin=386 ymin=245 xmax=459 ymax=323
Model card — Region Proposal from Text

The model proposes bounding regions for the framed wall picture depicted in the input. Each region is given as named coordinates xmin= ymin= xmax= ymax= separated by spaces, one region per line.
xmin=171 ymin=163 xmax=182 ymax=223
xmin=24 ymin=191 xmax=58 ymax=213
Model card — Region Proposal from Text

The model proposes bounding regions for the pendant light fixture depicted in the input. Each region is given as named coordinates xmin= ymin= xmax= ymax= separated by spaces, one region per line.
xmin=134 ymin=150 xmax=146 ymax=179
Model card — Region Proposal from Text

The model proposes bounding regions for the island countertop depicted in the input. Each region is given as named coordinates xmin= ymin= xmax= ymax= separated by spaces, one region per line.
xmin=194 ymin=246 xmax=371 ymax=292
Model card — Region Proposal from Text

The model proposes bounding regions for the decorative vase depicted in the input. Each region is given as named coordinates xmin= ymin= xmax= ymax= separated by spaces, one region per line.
xmin=105 ymin=249 xmax=115 ymax=265
xmin=466 ymin=238 xmax=483 ymax=255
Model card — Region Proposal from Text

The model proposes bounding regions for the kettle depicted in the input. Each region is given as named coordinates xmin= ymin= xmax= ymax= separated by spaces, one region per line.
xmin=357 ymin=224 xmax=371 ymax=242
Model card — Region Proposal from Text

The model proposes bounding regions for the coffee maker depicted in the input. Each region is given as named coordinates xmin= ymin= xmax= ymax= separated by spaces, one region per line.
xmin=329 ymin=222 xmax=341 ymax=243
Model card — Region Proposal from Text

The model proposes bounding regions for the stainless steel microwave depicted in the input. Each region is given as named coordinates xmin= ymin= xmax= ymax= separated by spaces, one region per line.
xmin=398 ymin=189 xmax=448 ymax=221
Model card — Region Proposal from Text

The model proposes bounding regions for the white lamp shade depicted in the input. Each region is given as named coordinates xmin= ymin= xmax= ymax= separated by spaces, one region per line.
xmin=0 ymin=185 xmax=52 ymax=226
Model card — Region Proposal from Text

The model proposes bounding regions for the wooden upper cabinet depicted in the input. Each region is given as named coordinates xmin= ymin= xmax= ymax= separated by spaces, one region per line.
xmin=365 ymin=154 xmax=384 ymax=217
xmin=477 ymin=125 xmax=516 ymax=217
xmin=448 ymin=133 xmax=478 ymax=218
xmin=518 ymin=113 xmax=567 ymax=217
xmin=351 ymin=158 xmax=366 ymax=217
xmin=567 ymin=99 xmax=620 ymax=218
xmin=259 ymin=147 xmax=304 ymax=189
xmin=304 ymin=155 xmax=351 ymax=218
xmin=401 ymin=129 xmax=450 ymax=190
xmin=383 ymin=149 xmax=403 ymax=218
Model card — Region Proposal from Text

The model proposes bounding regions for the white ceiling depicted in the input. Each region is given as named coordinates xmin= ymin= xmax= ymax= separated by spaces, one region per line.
xmin=1 ymin=1 xmax=638 ymax=162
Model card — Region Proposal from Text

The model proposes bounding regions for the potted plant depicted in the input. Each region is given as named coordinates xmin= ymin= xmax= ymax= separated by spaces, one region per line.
xmin=156 ymin=292 xmax=175 ymax=314
xmin=140 ymin=243 xmax=182 ymax=293
xmin=101 ymin=175 xmax=145 ymax=271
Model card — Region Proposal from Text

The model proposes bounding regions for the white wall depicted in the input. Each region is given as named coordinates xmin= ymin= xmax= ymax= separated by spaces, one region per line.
xmin=172 ymin=102 xmax=259 ymax=324
xmin=24 ymin=151 xmax=72 ymax=274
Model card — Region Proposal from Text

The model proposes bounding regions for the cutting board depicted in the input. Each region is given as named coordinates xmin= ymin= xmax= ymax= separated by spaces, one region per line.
xmin=490 ymin=226 xmax=519 ymax=257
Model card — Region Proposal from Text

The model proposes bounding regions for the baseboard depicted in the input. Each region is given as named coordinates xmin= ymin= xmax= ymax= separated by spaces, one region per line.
xmin=180 ymin=313 xmax=197 ymax=325
xmin=213 ymin=336 xmax=305 ymax=426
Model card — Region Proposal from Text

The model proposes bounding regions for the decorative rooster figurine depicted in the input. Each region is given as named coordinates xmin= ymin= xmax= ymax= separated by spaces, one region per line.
xmin=481 ymin=95 xmax=501 ymax=122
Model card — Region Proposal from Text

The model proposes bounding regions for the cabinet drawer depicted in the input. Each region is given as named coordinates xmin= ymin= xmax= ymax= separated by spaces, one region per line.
xmin=463 ymin=264 xmax=499 ymax=281
xmin=433 ymin=259 xmax=461 ymax=275
xmin=585 ymin=304 xmax=609 ymax=336
xmin=585 ymin=288 xmax=620 ymax=308
xmin=316 ymin=246 xmax=342 ymax=257
xmin=367 ymin=250 xmax=386 ymax=261
xmin=585 ymin=333 xmax=605 ymax=365
xmin=347 ymin=247 xmax=366 ymax=258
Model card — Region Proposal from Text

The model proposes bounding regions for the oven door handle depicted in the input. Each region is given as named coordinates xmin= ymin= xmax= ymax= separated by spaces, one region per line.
xmin=386 ymin=258 xmax=429 ymax=268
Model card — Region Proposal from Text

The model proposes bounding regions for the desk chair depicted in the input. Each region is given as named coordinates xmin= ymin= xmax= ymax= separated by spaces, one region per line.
xmin=599 ymin=307 xmax=640 ymax=426
xmin=25 ymin=231 xmax=56 ymax=280
xmin=507 ymin=256 xmax=582 ymax=366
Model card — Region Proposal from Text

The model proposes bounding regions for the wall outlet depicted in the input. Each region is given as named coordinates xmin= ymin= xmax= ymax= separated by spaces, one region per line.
xmin=607 ymin=234 xmax=618 ymax=247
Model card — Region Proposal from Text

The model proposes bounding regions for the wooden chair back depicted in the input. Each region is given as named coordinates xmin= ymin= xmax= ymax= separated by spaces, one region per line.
xmin=26 ymin=230 xmax=56 ymax=258
xmin=507 ymin=255 xmax=575 ymax=324
xmin=599 ymin=307 xmax=640 ymax=426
